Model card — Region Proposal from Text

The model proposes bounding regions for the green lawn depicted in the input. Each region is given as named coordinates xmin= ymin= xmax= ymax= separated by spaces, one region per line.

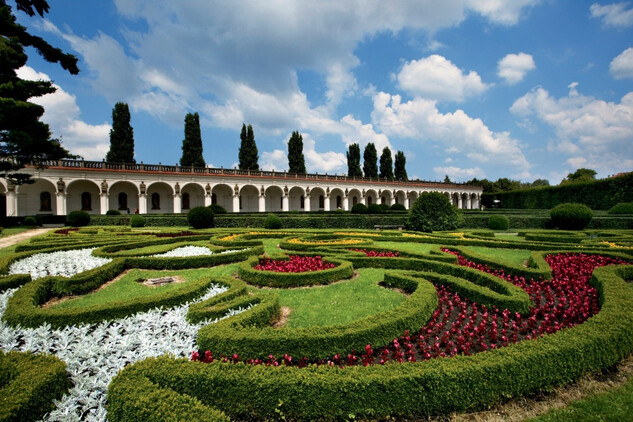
xmin=465 ymin=246 xmax=532 ymax=266
xmin=373 ymin=241 xmax=436 ymax=254
xmin=0 ymin=227 xmax=32 ymax=237
xmin=276 ymin=268 xmax=405 ymax=328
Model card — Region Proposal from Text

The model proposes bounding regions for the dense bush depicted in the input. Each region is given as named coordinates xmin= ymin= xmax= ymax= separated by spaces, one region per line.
xmin=106 ymin=209 xmax=121 ymax=216
xmin=22 ymin=216 xmax=37 ymax=226
xmin=208 ymin=204 xmax=227 ymax=214
xmin=550 ymin=203 xmax=593 ymax=230
xmin=65 ymin=211 xmax=90 ymax=227
xmin=380 ymin=204 xmax=390 ymax=212
xmin=351 ymin=203 xmax=368 ymax=214
xmin=407 ymin=192 xmax=458 ymax=232
xmin=187 ymin=207 xmax=214 ymax=229
xmin=368 ymin=204 xmax=384 ymax=214
xmin=130 ymin=215 xmax=145 ymax=228
xmin=487 ymin=215 xmax=509 ymax=230
xmin=608 ymin=202 xmax=633 ymax=215
xmin=390 ymin=203 xmax=406 ymax=211
xmin=263 ymin=214 xmax=282 ymax=229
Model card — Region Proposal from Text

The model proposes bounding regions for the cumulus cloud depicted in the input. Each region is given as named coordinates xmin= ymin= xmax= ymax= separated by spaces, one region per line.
xmin=497 ymin=53 xmax=535 ymax=84
xmin=432 ymin=166 xmax=485 ymax=181
xmin=610 ymin=47 xmax=633 ymax=79
xmin=590 ymin=2 xmax=633 ymax=27
xmin=397 ymin=55 xmax=489 ymax=102
xmin=259 ymin=133 xmax=347 ymax=174
xmin=16 ymin=66 xmax=111 ymax=160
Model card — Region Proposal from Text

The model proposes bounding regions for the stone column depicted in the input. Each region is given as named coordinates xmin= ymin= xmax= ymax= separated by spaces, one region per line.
xmin=6 ymin=184 xmax=17 ymax=216
xmin=173 ymin=195 xmax=182 ymax=214
xmin=100 ymin=193 xmax=109 ymax=215
xmin=55 ymin=193 xmax=66 ymax=216
xmin=282 ymin=195 xmax=289 ymax=212
xmin=324 ymin=194 xmax=331 ymax=211
xmin=139 ymin=195 xmax=147 ymax=214
xmin=343 ymin=193 xmax=349 ymax=211
xmin=457 ymin=194 xmax=463 ymax=209
xmin=233 ymin=195 xmax=240 ymax=213
xmin=304 ymin=194 xmax=311 ymax=212
xmin=204 ymin=184 xmax=212 ymax=207
xmin=258 ymin=193 xmax=266 ymax=213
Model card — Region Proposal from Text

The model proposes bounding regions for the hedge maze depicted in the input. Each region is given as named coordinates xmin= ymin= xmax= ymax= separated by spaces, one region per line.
xmin=0 ymin=227 xmax=632 ymax=421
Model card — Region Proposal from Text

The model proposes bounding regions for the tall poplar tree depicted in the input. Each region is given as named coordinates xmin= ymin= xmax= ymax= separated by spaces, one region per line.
xmin=379 ymin=146 xmax=394 ymax=179
xmin=346 ymin=143 xmax=362 ymax=177
xmin=0 ymin=0 xmax=79 ymax=185
xmin=105 ymin=102 xmax=135 ymax=163
xmin=362 ymin=142 xmax=378 ymax=178
xmin=238 ymin=123 xmax=259 ymax=170
xmin=394 ymin=150 xmax=408 ymax=181
xmin=180 ymin=112 xmax=205 ymax=167
xmin=287 ymin=131 xmax=306 ymax=174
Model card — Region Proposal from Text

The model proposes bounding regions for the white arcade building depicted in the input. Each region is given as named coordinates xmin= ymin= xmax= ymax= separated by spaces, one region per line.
xmin=2 ymin=160 xmax=482 ymax=217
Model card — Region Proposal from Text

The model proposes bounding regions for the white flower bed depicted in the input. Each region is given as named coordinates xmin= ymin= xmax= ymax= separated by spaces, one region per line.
xmin=8 ymin=249 xmax=111 ymax=280
xmin=0 ymin=285 xmax=246 ymax=421
xmin=152 ymin=246 xmax=241 ymax=258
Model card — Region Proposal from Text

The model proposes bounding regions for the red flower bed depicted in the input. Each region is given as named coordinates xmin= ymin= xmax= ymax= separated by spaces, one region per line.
xmin=350 ymin=248 xmax=399 ymax=257
xmin=254 ymin=255 xmax=335 ymax=273
xmin=54 ymin=228 xmax=79 ymax=235
xmin=193 ymin=251 xmax=628 ymax=367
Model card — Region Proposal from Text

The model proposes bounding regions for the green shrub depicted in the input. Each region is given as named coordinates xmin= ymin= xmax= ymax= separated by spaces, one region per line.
xmin=380 ymin=203 xmax=390 ymax=212
xmin=351 ymin=203 xmax=368 ymax=214
xmin=65 ymin=210 xmax=90 ymax=227
xmin=209 ymin=204 xmax=227 ymax=214
xmin=187 ymin=207 xmax=214 ymax=229
xmin=22 ymin=216 xmax=37 ymax=227
xmin=263 ymin=214 xmax=282 ymax=229
xmin=407 ymin=191 xmax=458 ymax=232
xmin=106 ymin=209 xmax=121 ymax=216
xmin=487 ymin=215 xmax=509 ymax=230
xmin=368 ymin=204 xmax=384 ymax=214
xmin=608 ymin=202 xmax=633 ymax=215
xmin=130 ymin=215 xmax=145 ymax=228
xmin=550 ymin=203 xmax=593 ymax=230
xmin=390 ymin=203 xmax=406 ymax=211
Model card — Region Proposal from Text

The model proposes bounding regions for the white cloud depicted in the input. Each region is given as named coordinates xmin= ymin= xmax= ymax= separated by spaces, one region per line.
xmin=610 ymin=47 xmax=633 ymax=79
xmin=259 ymin=149 xmax=287 ymax=172
xmin=16 ymin=66 xmax=111 ymax=160
xmin=259 ymin=134 xmax=347 ymax=174
xmin=397 ymin=55 xmax=490 ymax=102
xmin=468 ymin=0 xmax=540 ymax=25
xmin=432 ymin=166 xmax=485 ymax=181
xmin=590 ymin=2 xmax=633 ymax=27
xmin=497 ymin=52 xmax=535 ymax=84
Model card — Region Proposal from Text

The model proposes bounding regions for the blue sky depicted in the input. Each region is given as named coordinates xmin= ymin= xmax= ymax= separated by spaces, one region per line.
xmin=13 ymin=0 xmax=633 ymax=183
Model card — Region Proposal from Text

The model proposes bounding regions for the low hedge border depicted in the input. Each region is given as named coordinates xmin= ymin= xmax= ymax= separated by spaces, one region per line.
xmin=237 ymin=255 xmax=354 ymax=288
xmin=109 ymin=263 xmax=633 ymax=421
xmin=187 ymin=278 xmax=250 ymax=324
xmin=195 ymin=271 xmax=438 ymax=359
xmin=451 ymin=246 xmax=552 ymax=281
xmin=91 ymin=234 xmax=214 ymax=257
xmin=278 ymin=235 xmax=374 ymax=251
xmin=0 ymin=351 xmax=71 ymax=422
xmin=0 ymin=274 xmax=31 ymax=293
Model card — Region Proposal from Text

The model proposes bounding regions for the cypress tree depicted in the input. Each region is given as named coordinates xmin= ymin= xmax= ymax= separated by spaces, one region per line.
xmin=180 ymin=112 xmax=205 ymax=167
xmin=394 ymin=150 xmax=408 ymax=181
xmin=238 ymin=123 xmax=259 ymax=170
xmin=363 ymin=142 xmax=378 ymax=178
xmin=106 ymin=102 xmax=135 ymax=163
xmin=287 ymin=131 xmax=306 ymax=174
xmin=379 ymin=146 xmax=394 ymax=179
xmin=346 ymin=143 xmax=362 ymax=177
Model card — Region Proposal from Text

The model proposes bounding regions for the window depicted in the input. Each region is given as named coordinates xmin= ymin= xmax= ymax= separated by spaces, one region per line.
xmin=367 ymin=196 xmax=373 ymax=206
xmin=118 ymin=192 xmax=128 ymax=210
xmin=336 ymin=195 xmax=342 ymax=209
xmin=151 ymin=193 xmax=160 ymax=209
xmin=352 ymin=197 xmax=358 ymax=206
xmin=300 ymin=195 xmax=304 ymax=209
xmin=212 ymin=193 xmax=217 ymax=205
xmin=182 ymin=193 xmax=190 ymax=210
xmin=381 ymin=196 xmax=386 ymax=205
xmin=39 ymin=192 xmax=52 ymax=212
xmin=318 ymin=195 xmax=324 ymax=209
xmin=81 ymin=192 xmax=92 ymax=211
xmin=239 ymin=195 xmax=243 ymax=210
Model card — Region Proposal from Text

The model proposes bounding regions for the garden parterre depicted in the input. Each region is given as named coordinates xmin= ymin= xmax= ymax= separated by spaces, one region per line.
xmin=0 ymin=227 xmax=632 ymax=421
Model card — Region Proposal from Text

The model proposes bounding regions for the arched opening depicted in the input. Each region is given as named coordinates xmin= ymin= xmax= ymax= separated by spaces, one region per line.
xmin=211 ymin=184 xmax=233 ymax=212
xmin=265 ymin=185 xmax=283 ymax=212
xmin=288 ymin=186 xmax=305 ymax=211
xmin=17 ymin=179 xmax=58 ymax=215
xmin=109 ymin=181 xmax=138 ymax=214
xmin=239 ymin=185 xmax=259 ymax=212
xmin=309 ymin=187 xmax=325 ymax=211
xmin=147 ymin=182 xmax=174 ymax=214
xmin=181 ymin=183 xmax=205 ymax=211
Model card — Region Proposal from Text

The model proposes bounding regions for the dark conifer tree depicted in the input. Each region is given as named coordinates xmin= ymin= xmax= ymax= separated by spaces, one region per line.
xmin=394 ymin=150 xmax=408 ymax=181
xmin=379 ymin=146 xmax=394 ymax=179
xmin=346 ymin=143 xmax=362 ymax=178
xmin=287 ymin=131 xmax=306 ymax=174
xmin=238 ymin=123 xmax=259 ymax=170
xmin=362 ymin=142 xmax=378 ymax=178
xmin=180 ymin=112 xmax=205 ymax=167
xmin=0 ymin=0 xmax=79 ymax=185
xmin=106 ymin=102 xmax=135 ymax=163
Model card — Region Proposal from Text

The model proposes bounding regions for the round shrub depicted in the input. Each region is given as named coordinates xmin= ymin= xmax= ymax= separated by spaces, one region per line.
xmin=263 ymin=214 xmax=282 ymax=229
xmin=550 ymin=203 xmax=593 ymax=230
xmin=407 ymin=191 xmax=458 ymax=232
xmin=23 ymin=216 xmax=37 ymax=226
xmin=367 ymin=204 xmax=384 ymax=214
xmin=106 ymin=209 xmax=121 ymax=216
xmin=187 ymin=206 xmax=214 ymax=229
xmin=351 ymin=203 xmax=368 ymax=214
xmin=209 ymin=204 xmax=227 ymax=214
xmin=66 ymin=210 xmax=90 ymax=227
xmin=608 ymin=202 xmax=633 ymax=215
xmin=488 ymin=215 xmax=509 ymax=230
xmin=130 ymin=215 xmax=145 ymax=228
xmin=380 ymin=203 xmax=390 ymax=212
xmin=390 ymin=203 xmax=406 ymax=211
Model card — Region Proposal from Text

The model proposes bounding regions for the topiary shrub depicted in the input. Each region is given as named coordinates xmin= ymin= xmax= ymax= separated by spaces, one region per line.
xmin=66 ymin=211 xmax=90 ymax=227
xmin=22 ymin=216 xmax=37 ymax=226
xmin=130 ymin=215 xmax=145 ymax=228
xmin=380 ymin=204 xmax=390 ymax=212
xmin=351 ymin=203 xmax=368 ymax=214
xmin=106 ymin=209 xmax=121 ymax=216
xmin=488 ymin=215 xmax=509 ymax=230
xmin=550 ymin=203 xmax=593 ymax=230
xmin=209 ymin=204 xmax=227 ymax=214
xmin=390 ymin=203 xmax=406 ymax=211
xmin=187 ymin=206 xmax=214 ymax=229
xmin=263 ymin=214 xmax=282 ymax=229
xmin=608 ymin=202 xmax=633 ymax=215
xmin=407 ymin=191 xmax=458 ymax=232
xmin=368 ymin=204 xmax=384 ymax=214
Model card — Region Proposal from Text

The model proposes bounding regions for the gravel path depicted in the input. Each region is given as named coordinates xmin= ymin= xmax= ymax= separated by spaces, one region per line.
xmin=0 ymin=228 xmax=55 ymax=249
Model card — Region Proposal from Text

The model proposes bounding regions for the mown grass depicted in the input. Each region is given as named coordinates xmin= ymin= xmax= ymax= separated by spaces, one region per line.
xmin=0 ymin=227 xmax=32 ymax=237
xmin=373 ymin=241 xmax=436 ymax=254
xmin=465 ymin=246 xmax=532 ymax=266
xmin=276 ymin=268 xmax=405 ymax=329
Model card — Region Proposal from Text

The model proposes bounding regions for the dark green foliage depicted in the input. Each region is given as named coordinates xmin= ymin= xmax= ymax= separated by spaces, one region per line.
xmin=379 ymin=146 xmax=393 ymax=179
xmin=0 ymin=0 xmax=78 ymax=185
xmin=390 ymin=203 xmax=406 ymax=211
xmin=130 ymin=215 xmax=145 ymax=227
xmin=238 ymin=123 xmax=259 ymax=170
xmin=550 ymin=203 xmax=593 ymax=230
xmin=561 ymin=168 xmax=597 ymax=185
xmin=367 ymin=204 xmax=384 ymax=214
xmin=346 ymin=143 xmax=362 ymax=177
xmin=263 ymin=213 xmax=282 ymax=229
xmin=22 ymin=216 xmax=36 ymax=226
xmin=444 ymin=175 xmax=452 ymax=183
xmin=394 ymin=150 xmax=407 ymax=180
xmin=65 ymin=210 xmax=90 ymax=227
xmin=608 ymin=203 xmax=633 ymax=215
xmin=180 ymin=112 xmax=205 ymax=167
xmin=106 ymin=209 xmax=121 ymax=216
xmin=363 ymin=142 xmax=378 ymax=178
xmin=187 ymin=206 xmax=214 ymax=229
xmin=208 ymin=204 xmax=227 ymax=214
xmin=287 ymin=131 xmax=306 ymax=174
xmin=487 ymin=215 xmax=509 ymax=230
xmin=407 ymin=191 xmax=458 ymax=232
xmin=351 ymin=203 xmax=368 ymax=214
xmin=105 ymin=103 xmax=135 ymax=163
